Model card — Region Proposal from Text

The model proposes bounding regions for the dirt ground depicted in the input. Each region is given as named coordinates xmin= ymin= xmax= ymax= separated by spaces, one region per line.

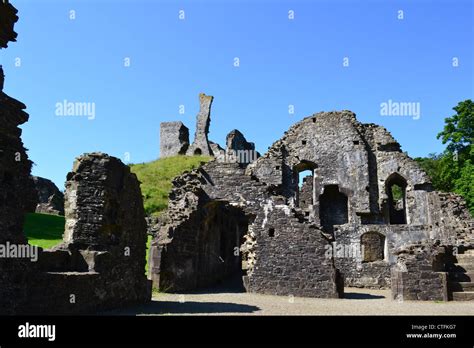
xmin=106 ymin=287 xmax=474 ymax=316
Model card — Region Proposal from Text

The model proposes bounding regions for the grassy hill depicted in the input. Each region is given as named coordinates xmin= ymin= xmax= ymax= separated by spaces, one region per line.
xmin=24 ymin=213 xmax=65 ymax=249
xmin=130 ymin=155 xmax=212 ymax=216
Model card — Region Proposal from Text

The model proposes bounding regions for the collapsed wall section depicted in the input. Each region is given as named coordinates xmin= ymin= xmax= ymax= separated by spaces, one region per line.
xmin=186 ymin=93 xmax=213 ymax=156
xmin=0 ymin=1 xmax=19 ymax=49
xmin=391 ymin=243 xmax=449 ymax=301
xmin=247 ymin=199 xmax=343 ymax=298
xmin=247 ymin=111 xmax=371 ymax=224
xmin=160 ymin=121 xmax=189 ymax=158
xmin=151 ymin=160 xmax=344 ymax=298
xmin=0 ymin=3 xmax=38 ymax=312
xmin=27 ymin=153 xmax=151 ymax=314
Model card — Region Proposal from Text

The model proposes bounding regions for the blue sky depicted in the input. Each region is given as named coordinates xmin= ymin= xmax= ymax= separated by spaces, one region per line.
xmin=1 ymin=0 xmax=473 ymax=188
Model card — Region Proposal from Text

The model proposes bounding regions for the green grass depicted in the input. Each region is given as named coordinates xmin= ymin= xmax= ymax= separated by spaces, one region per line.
xmin=145 ymin=234 xmax=152 ymax=276
xmin=25 ymin=212 xmax=154 ymax=273
xmin=391 ymin=184 xmax=404 ymax=201
xmin=130 ymin=155 xmax=212 ymax=216
xmin=24 ymin=212 xmax=65 ymax=249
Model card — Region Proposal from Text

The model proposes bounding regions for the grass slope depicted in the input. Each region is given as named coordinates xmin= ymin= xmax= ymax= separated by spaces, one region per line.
xmin=24 ymin=212 xmax=65 ymax=249
xmin=130 ymin=155 xmax=212 ymax=216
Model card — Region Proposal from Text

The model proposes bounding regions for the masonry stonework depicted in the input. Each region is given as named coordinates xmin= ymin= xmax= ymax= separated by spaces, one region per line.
xmin=159 ymin=121 xmax=189 ymax=158
xmin=0 ymin=1 xmax=473 ymax=315
xmin=0 ymin=5 xmax=37 ymax=313
xmin=159 ymin=93 xmax=258 ymax=162
xmin=151 ymin=110 xmax=473 ymax=300
xmin=186 ymin=93 xmax=213 ymax=156
xmin=32 ymin=176 xmax=64 ymax=215
xmin=0 ymin=2 xmax=152 ymax=314
xmin=27 ymin=153 xmax=151 ymax=314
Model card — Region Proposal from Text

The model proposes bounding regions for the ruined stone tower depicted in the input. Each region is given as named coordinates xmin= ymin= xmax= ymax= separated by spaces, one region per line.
xmin=186 ymin=93 xmax=213 ymax=156
xmin=160 ymin=93 xmax=260 ymax=162
xmin=160 ymin=93 xmax=222 ymax=158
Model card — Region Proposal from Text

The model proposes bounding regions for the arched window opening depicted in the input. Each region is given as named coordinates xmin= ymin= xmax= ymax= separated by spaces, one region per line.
xmin=293 ymin=161 xmax=317 ymax=209
xmin=298 ymin=170 xmax=313 ymax=208
xmin=386 ymin=173 xmax=407 ymax=224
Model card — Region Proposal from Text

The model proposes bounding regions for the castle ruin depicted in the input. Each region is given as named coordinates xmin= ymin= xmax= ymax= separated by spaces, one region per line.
xmin=0 ymin=1 xmax=473 ymax=317
xmin=151 ymin=110 xmax=474 ymax=301
xmin=159 ymin=93 xmax=257 ymax=163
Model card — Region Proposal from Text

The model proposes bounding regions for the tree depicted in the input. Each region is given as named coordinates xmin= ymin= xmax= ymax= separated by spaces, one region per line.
xmin=455 ymin=159 xmax=474 ymax=213
xmin=416 ymin=154 xmax=451 ymax=191
xmin=437 ymin=99 xmax=474 ymax=154
xmin=416 ymin=100 xmax=473 ymax=215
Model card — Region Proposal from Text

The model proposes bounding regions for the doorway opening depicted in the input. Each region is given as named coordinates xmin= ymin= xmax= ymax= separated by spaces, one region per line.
xmin=319 ymin=185 xmax=348 ymax=232
xmin=293 ymin=161 xmax=317 ymax=210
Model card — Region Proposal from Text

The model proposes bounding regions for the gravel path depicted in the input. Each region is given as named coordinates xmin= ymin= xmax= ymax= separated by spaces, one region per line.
xmin=108 ymin=287 xmax=474 ymax=316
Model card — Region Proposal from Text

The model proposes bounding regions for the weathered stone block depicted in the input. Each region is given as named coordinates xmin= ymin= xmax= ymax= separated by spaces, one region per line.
xmin=32 ymin=176 xmax=64 ymax=215
xmin=160 ymin=121 xmax=189 ymax=158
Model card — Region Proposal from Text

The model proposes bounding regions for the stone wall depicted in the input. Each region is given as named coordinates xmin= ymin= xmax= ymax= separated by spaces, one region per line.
xmin=151 ymin=199 xmax=250 ymax=291
xmin=391 ymin=243 xmax=449 ymax=301
xmin=0 ymin=5 xmax=37 ymax=313
xmin=150 ymin=163 xmax=264 ymax=291
xmin=0 ymin=1 xmax=19 ymax=49
xmin=226 ymin=129 xmax=255 ymax=153
xmin=159 ymin=121 xmax=189 ymax=158
xmin=186 ymin=93 xmax=213 ymax=156
xmin=26 ymin=153 xmax=151 ymax=314
xmin=153 ymin=109 xmax=473 ymax=299
xmin=32 ymin=176 xmax=64 ymax=215
xmin=246 ymin=199 xmax=343 ymax=297
xmin=389 ymin=192 xmax=474 ymax=301
xmin=151 ymin=159 xmax=344 ymax=298
xmin=333 ymin=224 xmax=391 ymax=288
xmin=0 ymin=69 xmax=36 ymax=244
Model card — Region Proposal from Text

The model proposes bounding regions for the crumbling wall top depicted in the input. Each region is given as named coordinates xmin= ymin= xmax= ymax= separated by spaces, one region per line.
xmin=0 ymin=0 xmax=19 ymax=49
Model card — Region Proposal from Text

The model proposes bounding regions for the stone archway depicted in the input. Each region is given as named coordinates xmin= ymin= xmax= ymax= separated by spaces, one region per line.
xmin=197 ymin=201 xmax=251 ymax=290
xmin=385 ymin=173 xmax=407 ymax=224
xmin=154 ymin=199 xmax=255 ymax=292
xmin=293 ymin=161 xmax=317 ymax=211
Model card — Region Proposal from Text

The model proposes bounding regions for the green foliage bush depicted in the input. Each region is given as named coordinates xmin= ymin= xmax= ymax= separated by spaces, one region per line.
xmin=415 ymin=100 xmax=474 ymax=215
